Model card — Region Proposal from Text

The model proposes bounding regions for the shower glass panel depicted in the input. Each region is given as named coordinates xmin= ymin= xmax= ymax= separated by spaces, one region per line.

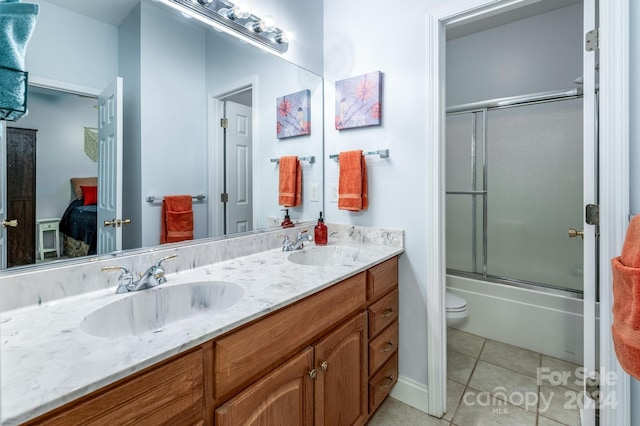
xmin=446 ymin=96 xmax=584 ymax=294
xmin=486 ymin=99 xmax=583 ymax=291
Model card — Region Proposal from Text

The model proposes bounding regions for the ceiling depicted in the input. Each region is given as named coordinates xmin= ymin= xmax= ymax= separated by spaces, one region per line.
xmin=42 ymin=0 xmax=140 ymax=26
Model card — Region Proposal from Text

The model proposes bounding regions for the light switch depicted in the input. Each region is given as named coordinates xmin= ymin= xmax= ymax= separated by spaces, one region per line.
xmin=330 ymin=184 xmax=338 ymax=203
xmin=310 ymin=183 xmax=319 ymax=202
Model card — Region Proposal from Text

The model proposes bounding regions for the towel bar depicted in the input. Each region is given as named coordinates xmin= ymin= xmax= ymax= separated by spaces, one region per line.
xmin=270 ymin=156 xmax=316 ymax=164
xmin=329 ymin=149 xmax=389 ymax=161
xmin=146 ymin=194 xmax=206 ymax=203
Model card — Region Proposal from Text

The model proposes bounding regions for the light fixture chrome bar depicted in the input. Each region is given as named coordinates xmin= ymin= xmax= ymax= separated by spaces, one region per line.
xmin=270 ymin=156 xmax=316 ymax=164
xmin=160 ymin=0 xmax=288 ymax=54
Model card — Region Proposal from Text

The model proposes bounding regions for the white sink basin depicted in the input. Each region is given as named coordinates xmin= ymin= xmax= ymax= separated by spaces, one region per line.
xmin=81 ymin=281 xmax=244 ymax=338
xmin=287 ymin=245 xmax=360 ymax=267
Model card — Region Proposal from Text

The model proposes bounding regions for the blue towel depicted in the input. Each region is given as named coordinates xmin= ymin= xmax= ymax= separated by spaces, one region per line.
xmin=0 ymin=1 xmax=39 ymax=113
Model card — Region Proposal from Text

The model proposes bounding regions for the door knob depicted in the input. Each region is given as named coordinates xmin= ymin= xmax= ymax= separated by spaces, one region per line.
xmin=103 ymin=219 xmax=132 ymax=228
xmin=2 ymin=219 xmax=18 ymax=228
xmin=568 ymin=228 xmax=584 ymax=239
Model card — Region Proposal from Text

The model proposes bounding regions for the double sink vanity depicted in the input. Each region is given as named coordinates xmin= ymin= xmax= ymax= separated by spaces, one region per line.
xmin=1 ymin=224 xmax=403 ymax=425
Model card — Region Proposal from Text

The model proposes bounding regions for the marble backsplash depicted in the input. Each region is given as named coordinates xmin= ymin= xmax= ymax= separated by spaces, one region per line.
xmin=0 ymin=224 xmax=403 ymax=312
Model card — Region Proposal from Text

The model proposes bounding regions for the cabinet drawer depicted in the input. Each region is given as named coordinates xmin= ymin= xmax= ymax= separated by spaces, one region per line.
xmin=368 ymin=352 xmax=398 ymax=413
xmin=368 ymin=320 xmax=398 ymax=375
xmin=214 ymin=272 xmax=366 ymax=399
xmin=29 ymin=348 xmax=204 ymax=426
xmin=40 ymin=222 xmax=58 ymax=231
xmin=367 ymin=257 xmax=398 ymax=301
xmin=368 ymin=289 xmax=398 ymax=338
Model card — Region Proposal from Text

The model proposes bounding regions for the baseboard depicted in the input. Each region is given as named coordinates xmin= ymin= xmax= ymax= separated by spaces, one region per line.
xmin=389 ymin=375 xmax=429 ymax=414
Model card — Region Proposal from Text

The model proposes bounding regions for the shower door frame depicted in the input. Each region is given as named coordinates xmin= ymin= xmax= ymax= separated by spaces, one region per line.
xmin=426 ymin=0 xmax=630 ymax=424
xmin=445 ymin=90 xmax=585 ymax=299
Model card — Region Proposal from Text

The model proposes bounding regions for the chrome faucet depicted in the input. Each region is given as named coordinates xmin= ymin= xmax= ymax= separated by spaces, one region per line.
xmin=102 ymin=254 xmax=177 ymax=294
xmin=280 ymin=230 xmax=313 ymax=251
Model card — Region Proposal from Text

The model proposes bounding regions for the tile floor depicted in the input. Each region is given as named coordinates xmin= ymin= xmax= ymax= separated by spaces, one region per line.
xmin=368 ymin=328 xmax=585 ymax=426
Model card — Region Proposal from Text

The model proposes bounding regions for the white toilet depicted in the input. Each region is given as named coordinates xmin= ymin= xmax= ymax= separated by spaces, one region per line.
xmin=446 ymin=291 xmax=469 ymax=327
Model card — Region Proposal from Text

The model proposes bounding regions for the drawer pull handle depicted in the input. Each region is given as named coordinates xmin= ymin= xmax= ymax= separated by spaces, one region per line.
xmin=320 ymin=361 xmax=329 ymax=372
xmin=380 ymin=376 xmax=394 ymax=390
xmin=307 ymin=369 xmax=317 ymax=380
xmin=381 ymin=308 xmax=394 ymax=318
xmin=381 ymin=342 xmax=394 ymax=353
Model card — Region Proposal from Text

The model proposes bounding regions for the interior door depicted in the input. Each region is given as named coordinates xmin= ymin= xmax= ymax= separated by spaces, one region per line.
xmin=97 ymin=77 xmax=123 ymax=254
xmin=225 ymin=100 xmax=253 ymax=234
xmin=582 ymin=0 xmax=598 ymax=423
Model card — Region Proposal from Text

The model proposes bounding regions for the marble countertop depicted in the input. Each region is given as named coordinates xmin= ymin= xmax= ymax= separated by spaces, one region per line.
xmin=1 ymin=239 xmax=403 ymax=425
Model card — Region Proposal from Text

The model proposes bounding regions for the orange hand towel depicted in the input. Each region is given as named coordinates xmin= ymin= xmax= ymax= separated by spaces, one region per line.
xmin=612 ymin=215 xmax=640 ymax=380
xmin=338 ymin=150 xmax=368 ymax=211
xmin=278 ymin=156 xmax=301 ymax=207
xmin=160 ymin=195 xmax=194 ymax=244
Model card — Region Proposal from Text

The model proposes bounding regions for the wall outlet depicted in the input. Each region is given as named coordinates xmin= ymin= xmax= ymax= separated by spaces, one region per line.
xmin=310 ymin=183 xmax=319 ymax=202
xmin=329 ymin=184 xmax=338 ymax=203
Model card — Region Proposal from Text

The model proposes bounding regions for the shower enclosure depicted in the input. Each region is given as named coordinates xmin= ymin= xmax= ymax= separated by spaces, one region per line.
xmin=446 ymin=92 xmax=585 ymax=296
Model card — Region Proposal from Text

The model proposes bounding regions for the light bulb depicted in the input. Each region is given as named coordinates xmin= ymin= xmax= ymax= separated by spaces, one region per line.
xmin=196 ymin=0 xmax=213 ymax=4
xmin=232 ymin=4 xmax=251 ymax=19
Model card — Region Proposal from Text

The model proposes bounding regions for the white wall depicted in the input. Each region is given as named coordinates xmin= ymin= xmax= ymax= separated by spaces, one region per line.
xmin=446 ymin=4 xmax=583 ymax=106
xmin=27 ymin=1 xmax=118 ymax=91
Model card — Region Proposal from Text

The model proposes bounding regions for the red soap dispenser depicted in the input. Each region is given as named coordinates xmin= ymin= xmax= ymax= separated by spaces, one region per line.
xmin=314 ymin=211 xmax=328 ymax=245
xmin=281 ymin=209 xmax=294 ymax=228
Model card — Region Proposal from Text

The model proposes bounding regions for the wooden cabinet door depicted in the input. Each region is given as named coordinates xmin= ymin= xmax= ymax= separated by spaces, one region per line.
xmin=6 ymin=127 xmax=36 ymax=267
xmin=215 ymin=347 xmax=314 ymax=426
xmin=314 ymin=312 xmax=367 ymax=426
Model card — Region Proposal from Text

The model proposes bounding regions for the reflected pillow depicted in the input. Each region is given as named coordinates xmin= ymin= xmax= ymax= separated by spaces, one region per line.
xmin=81 ymin=185 xmax=97 ymax=206
xmin=70 ymin=177 xmax=97 ymax=199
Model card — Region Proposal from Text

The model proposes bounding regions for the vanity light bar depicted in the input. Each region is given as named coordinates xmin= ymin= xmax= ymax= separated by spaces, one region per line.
xmin=158 ymin=0 xmax=289 ymax=54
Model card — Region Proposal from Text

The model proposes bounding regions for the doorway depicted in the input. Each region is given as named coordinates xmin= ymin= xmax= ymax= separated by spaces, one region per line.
xmin=208 ymin=84 xmax=255 ymax=237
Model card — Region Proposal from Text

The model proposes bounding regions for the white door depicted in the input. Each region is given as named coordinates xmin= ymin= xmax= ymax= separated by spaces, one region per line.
xmin=581 ymin=0 xmax=598 ymax=423
xmin=0 ymin=121 xmax=6 ymax=269
xmin=225 ymin=101 xmax=253 ymax=234
xmin=97 ymin=77 xmax=123 ymax=254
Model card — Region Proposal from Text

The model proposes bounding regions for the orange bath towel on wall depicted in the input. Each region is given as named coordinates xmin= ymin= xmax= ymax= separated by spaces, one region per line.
xmin=160 ymin=195 xmax=194 ymax=244
xmin=338 ymin=150 xmax=368 ymax=211
xmin=278 ymin=156 xmax=301 ymax=207
xmin=612 ymin=215 xmax=640 ymax=380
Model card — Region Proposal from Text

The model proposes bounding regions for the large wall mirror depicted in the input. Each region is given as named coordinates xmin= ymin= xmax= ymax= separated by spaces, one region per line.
xmin=1 ymin=0 xmax=324 ymax=270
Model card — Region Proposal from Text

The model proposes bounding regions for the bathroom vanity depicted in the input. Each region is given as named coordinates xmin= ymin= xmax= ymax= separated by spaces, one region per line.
xmin=1 ymin=225 xmax=403 ymax=425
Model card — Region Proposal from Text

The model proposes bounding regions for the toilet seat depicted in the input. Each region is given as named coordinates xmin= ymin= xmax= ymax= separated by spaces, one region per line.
xmin=446 ymin=292 xmax=467 ymax=313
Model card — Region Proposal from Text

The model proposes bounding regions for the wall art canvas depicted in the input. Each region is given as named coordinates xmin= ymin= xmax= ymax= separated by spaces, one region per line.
xmin=335 ymin=71 xmax=382 ymax=130
xmin=277 ymin=89 xmax=311 ymax=139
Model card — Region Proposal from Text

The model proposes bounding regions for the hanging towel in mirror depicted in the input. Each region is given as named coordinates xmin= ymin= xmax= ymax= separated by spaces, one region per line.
xmin=338 ymin=150 xmax=368 ymax=211
xmin=278 ymin=156 xmax=301 ymax=207
xmin=612 ymin=215 xmax=640 ymax=380
xmin=0 ymin=1 xmax=39 ymax=112
xmin=160 ymin=195 xmax=193 ymax=244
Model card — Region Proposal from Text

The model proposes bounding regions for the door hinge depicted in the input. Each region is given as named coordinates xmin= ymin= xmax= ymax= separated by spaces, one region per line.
xmin=586 ymin=204 xmax=599 ymax=226
xmin=585 ymin=376 xmax=600 ymax=403
xmin=586 ymin=28 xmax=599 ymax=52
xmin=220 ymin=118 xmax=229 ymax=129
xmin=220 ymin=193 xmax=228 ymax=203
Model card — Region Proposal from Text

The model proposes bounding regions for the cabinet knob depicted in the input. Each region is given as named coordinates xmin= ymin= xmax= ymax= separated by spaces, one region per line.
xmin=307 ymin=369 xmax=317 ymax=380
xmin=380 ymin=376 xmax=394 ymax=390
xmin=320 ymin=361 xmax=328 ymax=372
xmin=381 ymin=308 xmax=394 ymax=318
xmin=381 ymin=342 xmax=395 ymax=353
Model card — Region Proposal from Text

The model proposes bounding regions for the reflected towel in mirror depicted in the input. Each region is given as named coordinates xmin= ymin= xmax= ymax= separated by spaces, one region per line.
xmin=160 ymin=195 xmax=193 ymax=244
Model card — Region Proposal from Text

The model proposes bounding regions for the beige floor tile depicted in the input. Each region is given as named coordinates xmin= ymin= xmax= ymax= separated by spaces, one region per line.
xmin=538 ymin=414 xmax=570 ymax=425
xmin=368 ymin=396 xmax=448 ymax=426
xmin=448 ymin=349 xmax=477 ymax=385
xmin=448 ymin=328 xmax=486 ymax=358
xmin=540 ymin=355 xmax=584 ymax=393
xmin=468 ymin=361 xmax=539 ymax=412
xmin=452 ymin=389 xmax=537 ymax=426
xmin=444 ymin=379 xmax=465 ymax=421
xmin=538 ymin=384 xmax=582 ymax=426
xmin=479 ymin=339 xmax=541 ymax=377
